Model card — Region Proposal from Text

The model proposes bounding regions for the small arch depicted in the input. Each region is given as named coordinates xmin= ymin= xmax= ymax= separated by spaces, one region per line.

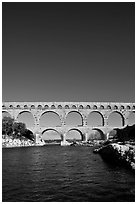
xmin=42 ymin=129 xmax=62 ymax=143
xmin=9 ymin=105 xmax=13 ymax=109
xmin=66 ymin=129 xmax=84 ymax=141
xmin=58 ymin=105 xmax=62 ymax=109
xmin=72 ymin=105 xmax=77 ymax=109
xmin=65 ymin=105 xmax=69 ymax=109
xmin=44 ymin=105 xmax=49 ymax=109
xmin=87 ymin=111 xmax=104 ymax=126
xmin=31 ymin=105 xmax=35 ymax=109
xmin=100 ymin=105 xmax=104 ymax=109
xmin=107 ymin=105 xmax=111 ymax=109
xmin=2 ymin=105 xmax=6 ymax=109
xmin=51 ymin=105 xmax=56 ymax=109
xmin=38 ymin=105 xmax=42 ymax=109
xmin=132 ymin=105 xmax=135 ymax=110
xmin=16 ymin=105 xmax=20 ymax=108
xmin=113 ymin=105 xmax=118 ymax=110
xmin=127 ymin=105 xmax=131 ymax=110
xmin=24 ymin=105 xmax=28 ymax=109
xmin=120 ymin=105 xmax=124 ymax=110
xmin=86 ymin=105 xmax=91 ymax=109
xmin=65 ymin=111 xmax=83 ymax=126
xmin=93 ymin=105 xmax=97 ymax=109
xmin=108 ymin=111 xmax=124 ymax=127
xmin=79 ymin=105 xmax=84 ymax=109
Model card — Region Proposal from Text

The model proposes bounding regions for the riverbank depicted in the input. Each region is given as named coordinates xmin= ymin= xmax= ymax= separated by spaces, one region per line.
xmin=2 ymin=136 xmax=35 ymax=148
xmin=94 ymin=142 xmax=135 ymax=171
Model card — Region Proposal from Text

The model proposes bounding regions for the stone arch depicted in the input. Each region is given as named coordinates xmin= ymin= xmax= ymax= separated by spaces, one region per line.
xmin=79 ymin=105 xmax=84 ymax=109
xmin=65 ymin=111 xmax=83 ymax=126
xmin=120 ymin=105 xmax=124 ymax=110
xmin=87 ymin=111 xmax=104 ymax=127
xmin=31 ymin=105 xmax=35 ymax=109
xmin=86 ymin=105 xmax=91 ymax=109
xmin=128 ymin=111 xmax=135 ymax=126
xmin=44 ymin=105 xmax=49 ymax=109
xmin=51 ymin=105 xmax=56 ymax=109
xmin=100 ymin=105 xmax=104 ymax=109
xmin=107 ymin=105 xmax=111 ymax=110
xmin=24 ymin=105 xmax=28 ymax=109
xmin=58 ymin=105 xmax=62 ymax=109
xmin=113 ymin=105 xmax=118 ymax=110
xmin=72 ymin=105 xmax=77 ymax=109
xmin=9 ymin=105 xmax=13 ymax=109
xmin=42 ymin=128 xmax=62 ymax=142
xmin=127 ymin=105 xmax=131 ymax=110
xmin=16 ymin=105 xmax=21 ymax=108
xmin=132 ymin=105 xmax=135 ymax=110
xmin=66 ymin=128 xmax=84 ymax=141
xmin=2 ymin=105 xmax=6 ymax=109
xmin=2 ymin=111 xmax=12 ymax=118
xmin=39 ymin=111 xmax=61 ymax=127
xmin=108 ymin=111 xmax=124 ymax=127
xmin=38 ymin=105 xmax=42 ymax=109
xmin=92 ymin=128 xmax=106 ymax=140
xmin=93 ymin=105 xmax=97 ymax=110
xmin=17 ymin=111 xmax=35 ymax=129
xmin=65 ymin=105 xmax=69 ymax=109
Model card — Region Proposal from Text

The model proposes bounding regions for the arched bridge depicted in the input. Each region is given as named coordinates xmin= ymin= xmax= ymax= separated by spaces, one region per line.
xmin=2 ymin=102 xmax=135 ymax=143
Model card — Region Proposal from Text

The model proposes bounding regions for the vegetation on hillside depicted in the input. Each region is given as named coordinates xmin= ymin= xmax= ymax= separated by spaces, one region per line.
xmin=113 ymin=125 xmax=135 ymax=143
xmin=2 ymin=116 xmax=34 ymax=141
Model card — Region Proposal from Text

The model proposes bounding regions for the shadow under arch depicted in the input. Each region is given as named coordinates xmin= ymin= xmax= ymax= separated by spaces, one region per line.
xmin=66 ymin=128 xmax=85 ymax=141
xmin=17 ymin=111 xmax=35 ymax=129
xmin=65 ymin=111 xmax=83 ymax=126
xmin=92 ymin=128 xmax=106 ymax=140
xmin=39 ymin=111 xmax=61 ymax=127
xmin=42 ymin=128 xmax=63 ymax=141
xmin=108 ymin=111 xmax=125 ymax=127
xmin=87 ymin=111 xmax=104 ymax=126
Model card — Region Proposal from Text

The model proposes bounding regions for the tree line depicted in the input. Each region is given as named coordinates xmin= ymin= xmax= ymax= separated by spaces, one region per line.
xmin=2 ymin=116 xmax=35 ymax=141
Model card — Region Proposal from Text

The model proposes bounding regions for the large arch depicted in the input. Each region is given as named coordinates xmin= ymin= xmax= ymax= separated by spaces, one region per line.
xmin=128 ymin=111 xmax=135 ymax=126
xmin=41 ymin=129 xmax=62 ymax=143
xmin=87 ymin=111 xmax=104 ymax=127
xmin=92 ymin=128 xmax=106 ymax=140
xmin=65 ymin=111 xmax=83 ymax=126
xmin=87 ymin=129 xmax=105 ymax=141
xmin=39 ymin=111 xmax=61 ymax=127
xmin=17 ymin=111 xmax=35 ymax=129
xmin=2 ymin=111 xmax=12 ymax=118
xmin=66 ymin=128 xmax=84 ymax=141
xmin=108 ymin=111 xmax=124 ymax=127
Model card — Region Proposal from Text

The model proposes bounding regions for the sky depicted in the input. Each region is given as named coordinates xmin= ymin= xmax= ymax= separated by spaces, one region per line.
xmin=2 ymin=2 xmax=135 ymax=103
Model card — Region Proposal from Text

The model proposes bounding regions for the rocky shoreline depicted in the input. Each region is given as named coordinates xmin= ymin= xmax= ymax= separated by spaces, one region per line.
xmin=93 ymin=142 xmax=135 ymax=171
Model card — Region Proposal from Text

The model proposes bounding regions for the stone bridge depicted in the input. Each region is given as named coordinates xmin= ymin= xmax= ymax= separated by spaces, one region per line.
xmin=2 ymin=102 xmax=135 ymax=143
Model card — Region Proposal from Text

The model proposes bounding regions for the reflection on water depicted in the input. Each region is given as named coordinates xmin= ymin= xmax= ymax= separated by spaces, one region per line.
xmin=2 ymin=146 xmax=135 ymax=202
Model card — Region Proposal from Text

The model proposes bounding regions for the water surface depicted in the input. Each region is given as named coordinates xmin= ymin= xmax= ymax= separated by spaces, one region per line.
xmin=2 ymin=146 xmax=135 ymax=202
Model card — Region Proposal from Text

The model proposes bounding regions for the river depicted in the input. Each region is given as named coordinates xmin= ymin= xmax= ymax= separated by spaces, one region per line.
xmin=2 ymin=145 xmax=135 ymax=202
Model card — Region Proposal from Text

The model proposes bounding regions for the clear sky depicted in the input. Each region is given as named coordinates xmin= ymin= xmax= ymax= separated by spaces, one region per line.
xmin=2 ymin=2 xmax=135 ymax=102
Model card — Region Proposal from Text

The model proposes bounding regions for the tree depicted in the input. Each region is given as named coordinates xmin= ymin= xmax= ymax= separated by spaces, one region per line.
xmin=13 ymin=122 xmax=26 ymax=139
xmin=2 ymin=116 xmax=14 ymax=137
xmin=22 ymin=129 xmax=35 ymax=141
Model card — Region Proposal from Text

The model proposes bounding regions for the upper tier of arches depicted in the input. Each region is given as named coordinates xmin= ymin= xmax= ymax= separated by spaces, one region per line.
xmin=2 ymin=102 xmax=135 ymax=111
